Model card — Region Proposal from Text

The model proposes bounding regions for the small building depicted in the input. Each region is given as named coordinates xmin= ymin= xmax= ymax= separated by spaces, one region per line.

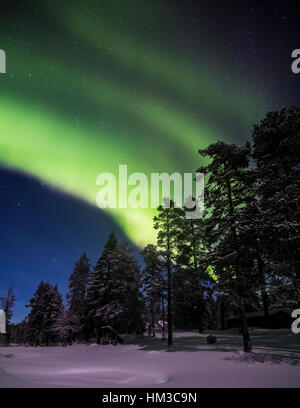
xmin=0 ymin=309 xmax=5 ymax=334
xmin=225 ymin=310 xmax=292 ymax=329
xmin=155 ymin=320 xmax=168 ymax=330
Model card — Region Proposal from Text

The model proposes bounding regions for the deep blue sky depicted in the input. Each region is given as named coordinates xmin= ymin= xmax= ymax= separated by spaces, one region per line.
xmin=0 ymin=168 xmax=136 ymax=322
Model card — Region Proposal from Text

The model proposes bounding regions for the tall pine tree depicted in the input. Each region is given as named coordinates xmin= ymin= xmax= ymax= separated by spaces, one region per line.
xmin=175 ymin=215 xmax=209 ymax=333
xmin=198 ymin=141 xmax=254 ymax=352
xmin=153 ymin=200 xmax=184 ymax=346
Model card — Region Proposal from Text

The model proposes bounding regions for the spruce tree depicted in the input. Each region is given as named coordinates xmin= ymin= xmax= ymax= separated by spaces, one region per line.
xmin=86 ymin=233 xmax=119 ymax=343
xmin=53 ymin=307 xmax=78 ymax=346
xmin=26 ymin=281 xmax=63 ymax=346
xmin=116 ymin=243 xmax=144 ymax=334
xmin=86 ymin=233 xmax=144 ymax=341
xmin=142 ymin=244 xmax=164 ymax=336
xmin=67 ymin=252 xmax=91 ymax=340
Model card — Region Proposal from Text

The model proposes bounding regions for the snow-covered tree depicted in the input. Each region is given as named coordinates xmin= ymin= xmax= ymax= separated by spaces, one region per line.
xmin=26 ymin=282 xmax=63 ymax=346
xmin=67 ymin=252 xmax=90 ymax=340
xmin=85 ymin=233 xmax=119 ymax=342
xmin=142 ymin=244 xmax=164 ymax=336
xmin=53 ymin=307 xmax=79 ymax=346
xmin=115 ymin=243 xmax=144 ymax=334
xmin=86 ymin=233 xmax=144 ymax=342
xmin=252 ymin=106 xmax=300 ymax=308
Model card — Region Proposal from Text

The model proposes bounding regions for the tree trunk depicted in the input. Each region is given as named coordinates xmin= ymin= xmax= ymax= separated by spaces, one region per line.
xmin=198 ymin=297 xmax=203 ymax=333
xmin=151 ymin=304 xmax=155 ymax=337
xmin=161 ymin=298 xmax=166 ymax=340
xmin=240 ymin=300 xmax=252 ymax=352
xmin=220 ymin=297 xmax=225 ymax=330
xmin=262 ymin=289 xmax=270 ymax=328
xmin=226 ymin=176 xmax=252 ymax=352
xmin=167 ymin=260 xmax=173 ymax=346
xmin=257 ymin=255 xmax=270 ymax=328
xmin=96 ymin=328 xmax=100 ymax=345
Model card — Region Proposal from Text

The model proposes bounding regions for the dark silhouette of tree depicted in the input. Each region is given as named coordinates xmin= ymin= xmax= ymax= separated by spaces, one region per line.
xmin=142 ymin=244 xmax=164 ymax=336
xmin=174 ymin=214 xmax=209 ymax=333
xmin=198 ymin=141 xmax=254 ymax=352
xmin=26 ymin=282 xmax=63 ymax=346
xmin=153 ymin=200 xmax=184 ymax=346
xmin=252 ymin=106 xmax=300 ymax=309
xmin=67 ymin=252 xmax=91 ymax=340
xmin=86 ymin=233 xmax=144 ymax=342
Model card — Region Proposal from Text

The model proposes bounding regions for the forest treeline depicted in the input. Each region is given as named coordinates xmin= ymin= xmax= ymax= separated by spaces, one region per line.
xmin=1 ymin=106 xmax=299 ymax=352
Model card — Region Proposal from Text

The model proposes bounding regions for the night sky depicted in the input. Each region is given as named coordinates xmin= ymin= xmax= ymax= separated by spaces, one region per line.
xmin=1 ymin=0 xmax=300 ymax=321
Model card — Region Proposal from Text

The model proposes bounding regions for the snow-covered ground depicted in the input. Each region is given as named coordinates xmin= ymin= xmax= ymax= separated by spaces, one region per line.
xmin=1 ymin=329 xmax=300 ymax=388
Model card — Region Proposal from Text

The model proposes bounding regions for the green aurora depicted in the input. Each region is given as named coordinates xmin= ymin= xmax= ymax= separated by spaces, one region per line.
xmin=0 ymin=1 xmax=267 ymax=246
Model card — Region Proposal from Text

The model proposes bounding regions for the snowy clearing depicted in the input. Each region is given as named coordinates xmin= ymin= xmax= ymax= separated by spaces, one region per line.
xmin=0 ymin=329 xmax=300 ymax=388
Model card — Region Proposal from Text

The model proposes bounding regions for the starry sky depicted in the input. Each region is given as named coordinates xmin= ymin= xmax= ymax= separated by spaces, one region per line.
xmin=0 ymin=0 xmax=300 ymax=321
